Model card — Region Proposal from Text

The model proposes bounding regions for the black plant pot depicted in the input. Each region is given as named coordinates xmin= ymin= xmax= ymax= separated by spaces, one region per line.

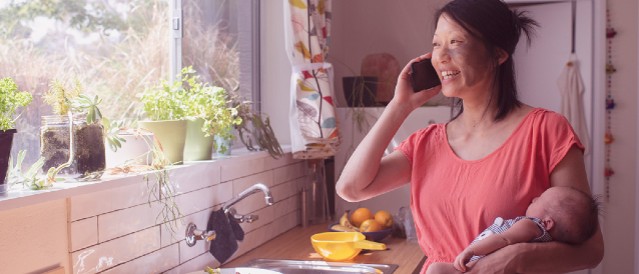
xmin=342 ymin=76 xmax=378 ymax=107
xmin=0 ymin=129 xmax=17 ymax=193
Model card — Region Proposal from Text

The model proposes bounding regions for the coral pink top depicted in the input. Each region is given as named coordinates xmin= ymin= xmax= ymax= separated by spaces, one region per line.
xmin=396 ymin=109 xmax=584 ymax=273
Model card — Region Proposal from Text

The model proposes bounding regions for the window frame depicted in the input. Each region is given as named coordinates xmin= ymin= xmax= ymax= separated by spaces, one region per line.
xmin=170 ymin=0 xmax=261 ymax=113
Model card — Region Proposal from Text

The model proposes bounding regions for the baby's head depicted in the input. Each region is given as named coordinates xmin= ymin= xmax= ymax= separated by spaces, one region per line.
xmin=526 ymin=186 xmax=600 ymax=244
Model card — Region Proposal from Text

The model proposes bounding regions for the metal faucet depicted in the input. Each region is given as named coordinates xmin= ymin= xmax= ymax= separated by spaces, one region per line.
xmin=184 ymin=183 xmax=274 ymax=247
xmin=222 ymin=183 xmax=274 ymax=223
xmin=185 ymin=222 xmax=216 ymax=247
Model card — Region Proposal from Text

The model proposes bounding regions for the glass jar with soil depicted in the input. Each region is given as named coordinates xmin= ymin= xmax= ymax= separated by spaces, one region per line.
xmin=40 ymin=114 xmax=106 ymax=177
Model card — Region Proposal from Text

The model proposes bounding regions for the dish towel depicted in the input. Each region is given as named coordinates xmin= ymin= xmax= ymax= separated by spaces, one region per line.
xmin=227 ymin=211 xmax=245 ymax=241
xmin=207 ymin=209 xmax=239 ymax=264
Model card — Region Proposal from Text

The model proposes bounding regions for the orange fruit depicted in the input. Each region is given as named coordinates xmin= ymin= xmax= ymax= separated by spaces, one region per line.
xmin=374 ymin=210 xmax=393 ymax=228
xmin=350 ymin=207 xmax=373 ymax=228
xmin=360 ymin=219 xmax=384 ymax=232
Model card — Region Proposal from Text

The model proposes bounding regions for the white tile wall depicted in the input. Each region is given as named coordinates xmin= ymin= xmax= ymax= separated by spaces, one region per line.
xmin=97 ymin=201 xmax=163 ymax=242
xmin=71 ymin=226 xmax=160 ymax=273
xmin=101 ymin=244 xmax=179 ymax=274
xmin=220 ymin=157 xmax=269 ymax=182
xmin=160 ymin=208 xmax=212 ymax=248
xmin=69 ymin=174 xmax=155 ymax=221
xmin=69 ymin=217 xmax=98 ymax=252
xmin=67 ymin=152 xmax=311 ymax=274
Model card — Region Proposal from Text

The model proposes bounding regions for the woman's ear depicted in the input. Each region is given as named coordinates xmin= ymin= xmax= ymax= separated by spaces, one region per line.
xmin=496 ymin=48 xmax=509 ymax=65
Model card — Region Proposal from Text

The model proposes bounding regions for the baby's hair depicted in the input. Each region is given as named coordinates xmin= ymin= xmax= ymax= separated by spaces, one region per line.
xmin=553 ymin=188 xmax=601 ymax=244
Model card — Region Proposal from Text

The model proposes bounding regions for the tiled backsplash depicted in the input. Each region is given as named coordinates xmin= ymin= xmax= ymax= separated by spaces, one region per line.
xmin=69 ymin=152 xmax=310 ymax=274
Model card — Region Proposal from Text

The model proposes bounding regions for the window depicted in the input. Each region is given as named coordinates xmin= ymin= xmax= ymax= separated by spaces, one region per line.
xmin=0 ymin=0 xmax=258 ymax=165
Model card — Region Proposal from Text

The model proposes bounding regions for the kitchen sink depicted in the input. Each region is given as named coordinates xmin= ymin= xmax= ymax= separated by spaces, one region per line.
xmin=240 ymin=259 xmax=398 ymax=274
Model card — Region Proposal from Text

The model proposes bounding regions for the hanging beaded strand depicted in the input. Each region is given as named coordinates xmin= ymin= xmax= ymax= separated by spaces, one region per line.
xmin=604 ymin=5 xmax=617 ymax=202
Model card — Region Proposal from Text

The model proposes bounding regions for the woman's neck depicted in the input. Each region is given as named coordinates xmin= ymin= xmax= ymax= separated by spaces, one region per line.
xmin=459 ymin=97 xmax=498 ymax=130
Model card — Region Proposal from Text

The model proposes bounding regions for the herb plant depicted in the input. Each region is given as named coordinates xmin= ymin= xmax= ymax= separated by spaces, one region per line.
xmin=0 ymin=77 xmax=33 ymax=130
xmin=140 ymin=76 xmax=188 ymax=121
xmin=178 ymin=67 xmax=242 ymax=151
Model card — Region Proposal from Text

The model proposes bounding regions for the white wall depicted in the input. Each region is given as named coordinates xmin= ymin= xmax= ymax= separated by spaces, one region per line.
xmin=261 ymin=2 xmax=292 ymax=146
xmin=330 ymin=0 xmax=448 ymax=107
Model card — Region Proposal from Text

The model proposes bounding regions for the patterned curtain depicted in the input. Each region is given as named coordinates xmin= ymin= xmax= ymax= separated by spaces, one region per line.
xmin=285 ymin=0 xmax=339 ymax=159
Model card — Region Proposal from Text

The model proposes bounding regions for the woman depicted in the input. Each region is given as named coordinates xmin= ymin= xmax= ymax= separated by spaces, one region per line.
xmin=335 ymin=0 xmax=604 ymax=273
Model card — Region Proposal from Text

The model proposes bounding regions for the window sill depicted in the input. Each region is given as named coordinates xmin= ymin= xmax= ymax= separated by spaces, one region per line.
xmin=0 ymin=145 xmax=292 ymax=212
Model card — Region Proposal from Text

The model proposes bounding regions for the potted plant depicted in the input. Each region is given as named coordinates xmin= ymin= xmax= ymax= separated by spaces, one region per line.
xmin=342 ymin=76 xmax=378 ymax=107
xmin=202 ymin=87 xmax=242 ymax=156
xmin=180 ymin=66 xmax=226 ymax=161
xmin=233 ymin=97 xmax=284 ymax=159
xmin=0 ymin=77 xmax=32 ymax=192
xmin=41 ymin=79 xmax=106 ymax=176
xmin=103 ymin=118 xmax=154 ymax=168
xmin=138 ymin=73 xmax=188 ymax=164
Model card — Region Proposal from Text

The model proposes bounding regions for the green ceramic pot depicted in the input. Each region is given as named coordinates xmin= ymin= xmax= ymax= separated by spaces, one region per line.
xmin=138 ymin=120 xmax=187 ymax=164
xmin=183 ymin=118 xmax=214 ymax=161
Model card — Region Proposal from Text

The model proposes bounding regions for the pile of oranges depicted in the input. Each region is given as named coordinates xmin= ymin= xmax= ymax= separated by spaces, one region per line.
xmin=349 ymin=207 xmax=393 ymax=232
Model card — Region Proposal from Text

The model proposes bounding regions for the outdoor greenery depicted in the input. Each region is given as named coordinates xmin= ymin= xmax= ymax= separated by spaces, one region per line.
xmin=0 ymin=77 xmax=33 ymax=131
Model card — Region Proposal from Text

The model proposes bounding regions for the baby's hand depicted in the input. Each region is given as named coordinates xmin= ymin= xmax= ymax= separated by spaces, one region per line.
xmin=453 ymin=249 xmax=474 ymax=272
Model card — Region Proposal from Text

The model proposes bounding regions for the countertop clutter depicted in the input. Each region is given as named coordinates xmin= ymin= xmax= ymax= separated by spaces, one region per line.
xmin=224 ymin=223 xmax=426 ymax=273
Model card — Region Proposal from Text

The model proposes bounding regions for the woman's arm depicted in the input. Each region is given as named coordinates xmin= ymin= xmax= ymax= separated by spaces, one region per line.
xmin=336 ymin=54 xmax=441 ymax=202
xmin=468 ymin=147 xmax=604 ymax=273
xmin=454 ymin=220 xmax=541 ymax=272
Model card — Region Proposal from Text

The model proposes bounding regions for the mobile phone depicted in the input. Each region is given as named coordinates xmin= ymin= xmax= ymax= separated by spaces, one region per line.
xmin=410 ymin=58 xmax=441 ymax=92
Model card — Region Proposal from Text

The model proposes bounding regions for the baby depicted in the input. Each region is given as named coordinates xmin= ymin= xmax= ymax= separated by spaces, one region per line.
xmin=427 ymin=186 xmax=600 ymax=274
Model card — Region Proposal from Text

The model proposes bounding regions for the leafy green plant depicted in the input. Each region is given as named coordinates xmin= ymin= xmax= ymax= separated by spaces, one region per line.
xmin=175 ymin=66 xmax=243 ymax=153
xmin=140 ymin=76 xmax=188 ymax=121
xmin=72 ymin=94 xmax=103 ymax=124
xmin=102 ymin=117 xmax=131 ymax=152
xmin=198 ymin=88 xmax=242 ymax=151
xmin=7 ymin=150 xmax=45 ymax=190
xmin=0 ymin=77 xmax=32 ymax=130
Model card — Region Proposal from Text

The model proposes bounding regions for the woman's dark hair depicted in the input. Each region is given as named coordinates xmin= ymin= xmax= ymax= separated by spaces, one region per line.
xmin=435 ymin=0 xmax=538 ymax=121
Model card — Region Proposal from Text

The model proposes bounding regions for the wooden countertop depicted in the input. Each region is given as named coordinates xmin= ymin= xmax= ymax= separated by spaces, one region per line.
xmin=224 ymin=223 xmax=425 ymax=274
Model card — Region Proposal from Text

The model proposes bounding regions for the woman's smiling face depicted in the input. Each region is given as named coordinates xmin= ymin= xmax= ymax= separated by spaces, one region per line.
xmin=431 ymin=14 xmax=498 ymax=100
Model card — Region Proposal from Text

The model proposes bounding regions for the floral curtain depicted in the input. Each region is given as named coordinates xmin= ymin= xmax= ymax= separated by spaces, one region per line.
xmin=285 ymin=0 xmax=339 ymax=159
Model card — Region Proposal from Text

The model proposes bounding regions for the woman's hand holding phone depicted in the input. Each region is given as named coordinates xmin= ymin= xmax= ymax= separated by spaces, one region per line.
xmin=391 ymin=53 xmax=442 ymax=112
xmin=410 ymin=58 xmax=441 ymax=92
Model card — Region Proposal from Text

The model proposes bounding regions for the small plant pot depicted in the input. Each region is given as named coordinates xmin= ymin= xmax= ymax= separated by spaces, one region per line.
xmin=342 ymin=76 xmax=378 ymax=107
xmin=184 ymin=118 xmax=214 ymax=161
xmin=105 ymin=130 xmax=154 ymax=168
xmin=138 ymin=120 xmax=187 ymax=164
xmin=214 ymin=135 xmax=232 ymax=156
xmin=40 ymin=115 xmax=106 ymax=176
xmin=0 ymin=129 xmax=17 ymax=193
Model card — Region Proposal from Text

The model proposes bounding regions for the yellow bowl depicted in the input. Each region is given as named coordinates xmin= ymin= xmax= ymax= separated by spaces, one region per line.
xmin=310 ymin=232 xmax=387 ymax=262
